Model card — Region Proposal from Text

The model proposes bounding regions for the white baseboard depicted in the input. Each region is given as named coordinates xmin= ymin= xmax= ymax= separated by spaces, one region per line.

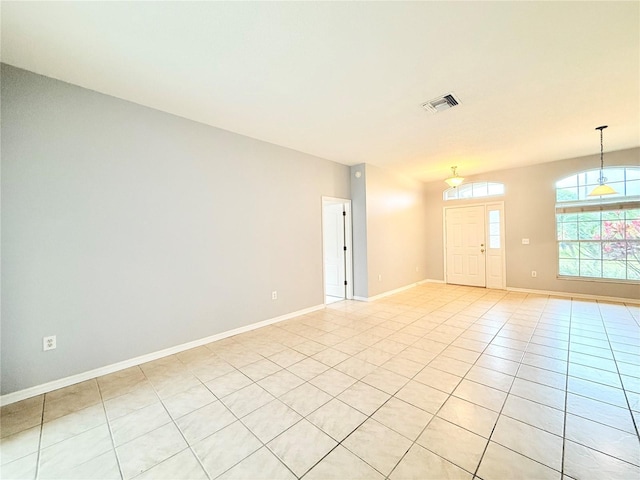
xmin=506 ymin=287 xmax=640 ymax=304
xmin=354 ymin=279 xmax=432 ymax=302
xmin=0 ymin=304 xmax=325 ymax=407
xmin=355 ymin=280 xmax=636 ymax=305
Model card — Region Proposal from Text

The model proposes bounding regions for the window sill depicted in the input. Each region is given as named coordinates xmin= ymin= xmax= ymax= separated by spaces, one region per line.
xmin=557 ymin=275 xmax=640 ymax=285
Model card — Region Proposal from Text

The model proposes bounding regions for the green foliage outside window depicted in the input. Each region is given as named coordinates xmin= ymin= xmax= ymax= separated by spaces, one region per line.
xmin=556 ymin=167 xmax=639 ymax=282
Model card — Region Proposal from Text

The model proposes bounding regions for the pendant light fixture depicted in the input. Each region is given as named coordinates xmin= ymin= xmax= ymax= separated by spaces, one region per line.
xmin=588 ymin=125 xmax=618 ymax=197
xmin=445 ymin=166 xmax=464 ymax=188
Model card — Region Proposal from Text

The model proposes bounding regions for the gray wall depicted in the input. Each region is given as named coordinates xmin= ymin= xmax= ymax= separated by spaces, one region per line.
xmin=1 ymin=65 xmax=350 ymax=395
xmin=3 ymin=63 xmax=637 ymax=396
xmin=351 ymin=163 xmax=429 ymax=298
xmin=424 ymin=148 xmax=640 ymax=299
xmin=350 ymin=165 xmax=368 ymax=298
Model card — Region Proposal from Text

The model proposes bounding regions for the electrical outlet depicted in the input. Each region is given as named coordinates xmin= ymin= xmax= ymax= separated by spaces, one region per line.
xmin=531 ymin=271 xmax=537 ymax=278
xmin=271 ymin=291 xmax=278 ymax=300
xmin=43 ymin=335 xmax=56 ymax=351
xmin=378 ymin=274 xmax=382 ymax=282
xmin=415 ymin=266 xmax=419 ymax=272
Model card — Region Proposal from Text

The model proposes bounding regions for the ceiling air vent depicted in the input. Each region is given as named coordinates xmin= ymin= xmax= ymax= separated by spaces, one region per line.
xmin=421 ymin=93 xmax=460 ymax=113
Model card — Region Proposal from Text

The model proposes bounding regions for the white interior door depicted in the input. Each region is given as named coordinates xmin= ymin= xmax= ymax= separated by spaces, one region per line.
xmin=445 ymin=205 xmax=486 ymax=287
xmin=323 ymin=203 xmax=346 ymax=298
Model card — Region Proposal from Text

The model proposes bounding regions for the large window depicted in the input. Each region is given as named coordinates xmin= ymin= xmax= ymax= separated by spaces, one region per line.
xmin=556 ymin=167 xmax=640 ymax=281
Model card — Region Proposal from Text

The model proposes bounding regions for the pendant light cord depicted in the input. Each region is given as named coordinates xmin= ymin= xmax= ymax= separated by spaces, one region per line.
xmin=600 ymin=128 xmax=604 ymax=171
xmin=596 ymin=125 xmax=608 ymax=184
xmin=588 ymin=125 xmax=616 ymax=196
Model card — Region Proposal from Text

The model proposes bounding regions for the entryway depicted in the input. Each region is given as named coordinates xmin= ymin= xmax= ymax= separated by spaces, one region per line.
xmin=322 ymin=197 xmax=353 ymax=304
xmin=444 ymin=202 xmax=505 ymax=288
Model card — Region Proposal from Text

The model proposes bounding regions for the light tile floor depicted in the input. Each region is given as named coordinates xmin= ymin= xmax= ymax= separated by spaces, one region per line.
xmin=2 ymin=284 xmax=639 ymax=479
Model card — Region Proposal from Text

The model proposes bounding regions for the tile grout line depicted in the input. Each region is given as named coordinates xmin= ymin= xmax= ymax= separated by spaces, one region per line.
xmin=623 ymin=302 xmax=640 ymax=330
xmin=333 ymin=290 xmax=492 ymax=478
xmin=231 ymin=333 xmax=380 ymax=479
xmin=176 ymin=352 xmax=283 ymax=480
xmin=201 ymin=290 xmax=632 ymax=475
xmin=95 ymin=379 xmax=126 ymax=480
xmin=229 ymin=292 xmax=620 ymax=476
xmin=469 ymin=294 xmax=552 ymax=478
xmin=596 ymin=301 xmax=640 ymax=439
xmin=295 ymin=299 xmax=464 ymax=478
xmin=16 ymin=286 xmax=638 ymax=480
xmin=151 ymin=360 xmax=216 ymax=480
xmin=224 ymin=391 xmax=300 ymax=479
xmin=482 ymin=296 xmax=578 ymax=475
xmin=9 ymin=291 xmax=436 ymax=480
xmin=560 ymin=297 xmax=574 ymax=479
xmin=384 ymin=290 xmax=515 ymax=479
xmin=115 ymin=360 xmax=223 ymax=480
xmin=34 ymin=381 xmax=115 ymax=478
xmin=261 ymin=335 xmax=413 ymax=478
xmin=186 ymin=335 xmax=339 ymax=478
xmin=298 ymin=288 xmax=507 ymax=479
xmin=159 ymin=347 xmax=297 ymax=478
xmin=197 ymin=321 xmax=366 ymax=479
xmin=33 ymin=393 xmax=46 ymax=480
xmin=562 ymin=302 xmax=640 ymax=469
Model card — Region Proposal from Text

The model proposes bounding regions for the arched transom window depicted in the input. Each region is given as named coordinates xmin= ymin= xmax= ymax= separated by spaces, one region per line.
xmin=556 ymin=166 xmax=640 ymax=281
xmin=444 ymin=182 xmax=505 ymax=201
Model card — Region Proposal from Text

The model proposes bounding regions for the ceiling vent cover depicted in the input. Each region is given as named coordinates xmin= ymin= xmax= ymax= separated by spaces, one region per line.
xmin=421 ymin=93 xmax=460 ymax=113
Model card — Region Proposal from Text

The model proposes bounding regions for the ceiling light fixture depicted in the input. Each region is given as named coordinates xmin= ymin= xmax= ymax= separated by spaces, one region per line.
xmin=588 ymin=125 xmax=617 ymax=197
xmin=445 ymin=166 xmax=464 ymax=188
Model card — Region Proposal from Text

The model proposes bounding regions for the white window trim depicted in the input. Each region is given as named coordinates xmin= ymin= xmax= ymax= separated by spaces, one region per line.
xmin=555 ymin=167 xmax=639 ymax=283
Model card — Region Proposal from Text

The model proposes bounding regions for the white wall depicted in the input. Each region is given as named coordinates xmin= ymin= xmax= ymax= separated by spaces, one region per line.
xmin=1 ymin=65 xmax=350 ymax=395
xmin=424 ymin=148 xmax=640 ymax=299
xmin=351 ymin=163 xmax=429 ymax=298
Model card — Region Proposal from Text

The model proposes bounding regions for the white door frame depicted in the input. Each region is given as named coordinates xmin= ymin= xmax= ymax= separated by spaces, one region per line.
xmin=443 ymin=201 xmax=506 ymax=289
xmin=322 ymin=196 xmax=354 ymax=301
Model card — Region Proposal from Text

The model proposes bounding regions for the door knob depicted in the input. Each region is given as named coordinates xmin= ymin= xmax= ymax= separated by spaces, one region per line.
xmin=480 ymin=249 xmax=485 ymax=253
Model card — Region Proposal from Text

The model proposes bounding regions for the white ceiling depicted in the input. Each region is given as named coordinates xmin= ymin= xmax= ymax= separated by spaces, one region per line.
xmin=2 ymin=1 xmax=638 ymax=182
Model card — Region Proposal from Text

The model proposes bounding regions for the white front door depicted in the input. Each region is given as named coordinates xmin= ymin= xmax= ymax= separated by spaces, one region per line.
xmin=445 ymin=205 xmax=486 ymax=287
xmin=323 ymin=203 xmax=346 ymax=298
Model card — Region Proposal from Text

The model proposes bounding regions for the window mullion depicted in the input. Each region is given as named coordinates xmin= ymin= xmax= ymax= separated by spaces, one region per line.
xmin=555 ymin=166 xmax=638 ymax=282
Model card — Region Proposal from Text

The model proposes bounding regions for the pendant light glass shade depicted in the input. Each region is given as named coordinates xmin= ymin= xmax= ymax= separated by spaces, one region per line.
xmin=589 ymin=183 xmax=617 ymax=196
xmin=588 ymin=125 xmax=618 ymax=197
xmin=445 ymin=166 xmax=464 ymax=188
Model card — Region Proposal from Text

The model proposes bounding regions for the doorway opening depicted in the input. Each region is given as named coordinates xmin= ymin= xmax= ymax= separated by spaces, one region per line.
xmin=322 ymin=197 xmax=354 ymax=304
xmin=444 ymin=202 xmax=505 ymax=289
